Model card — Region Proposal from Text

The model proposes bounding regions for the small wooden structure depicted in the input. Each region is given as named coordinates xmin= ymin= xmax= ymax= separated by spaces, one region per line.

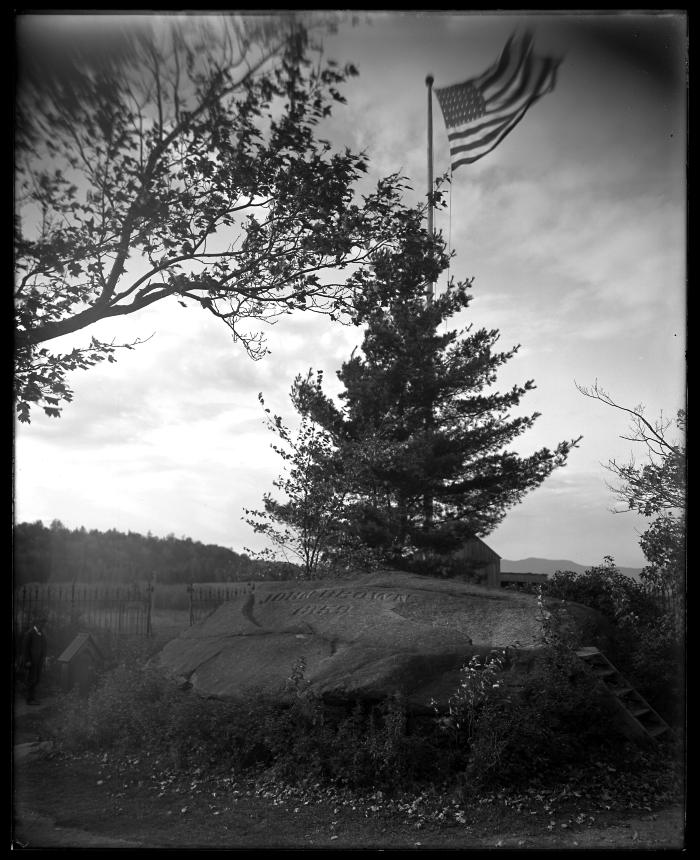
xmin=453 ymin=537 xmax=502 ymax=588
xmin=576 ymin=646 xmax=669 ymax=742
xmin=57 ymin=633 xmax=104 ymax=693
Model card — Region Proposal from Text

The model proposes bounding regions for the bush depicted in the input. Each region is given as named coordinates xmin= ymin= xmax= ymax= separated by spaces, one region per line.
xmin=57 ymin=662 xmax=172 ymax=753
xmin=545 ymin=557 xmax=659 ymax=624
xmin=543 ymin=557 xmax=684 ymax=723
xmin=246 ymin=660 xmax=438 ymax=791
xmin=55 ymin=623 xmax=635 ymax=796
xmin=428 ymin=606 xmax=625 ymax=792
xmin=54 ymin=653 xmax=429 ymax=790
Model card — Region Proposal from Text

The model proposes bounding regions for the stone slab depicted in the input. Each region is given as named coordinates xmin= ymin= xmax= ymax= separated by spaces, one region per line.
xmin=153 ymin=571 xmax=603 ymax=710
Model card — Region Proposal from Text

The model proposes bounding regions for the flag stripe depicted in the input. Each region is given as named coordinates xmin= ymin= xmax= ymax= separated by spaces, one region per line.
xmin=488 ymin=52 xmax=540 ymax=113
xmin=451 ymin=107 xmax=534 ymax=167
xmin=434 ymin=31 xmax=560 ymax=171
xmin=488 ymin=52 xmax=556 ymax=115
xmin=478 ymin=34 xmax=519 ymax=93
xmin=449 ymin=105 xmax=532 ymax=156
xmin=446 ymin=57 xmax=558 ymax=145
xmin=482 ymin=34 xmax=531 ymax=103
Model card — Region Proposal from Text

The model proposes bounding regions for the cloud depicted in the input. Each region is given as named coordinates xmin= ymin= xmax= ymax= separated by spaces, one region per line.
xmin=14 ymin=12 xmax=686 ymax=571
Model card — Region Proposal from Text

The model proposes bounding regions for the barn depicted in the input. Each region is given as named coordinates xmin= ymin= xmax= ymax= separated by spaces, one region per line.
xmin=451 ymin=536 xmax=502 ymax=588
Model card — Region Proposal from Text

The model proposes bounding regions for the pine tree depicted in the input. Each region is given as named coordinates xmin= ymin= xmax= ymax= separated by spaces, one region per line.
xmin=293 ymin=218 xmax=582 ymax=569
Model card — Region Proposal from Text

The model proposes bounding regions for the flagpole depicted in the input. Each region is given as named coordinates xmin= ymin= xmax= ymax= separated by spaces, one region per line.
xmin=423 ymin=74 xmax=435 ymax=535
xmin=426 ymin=74 xmax=435 ymax=304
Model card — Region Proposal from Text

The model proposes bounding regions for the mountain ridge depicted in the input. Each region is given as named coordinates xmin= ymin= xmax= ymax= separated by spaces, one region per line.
xmin=500 ymin=557 xmax=643 ymax=580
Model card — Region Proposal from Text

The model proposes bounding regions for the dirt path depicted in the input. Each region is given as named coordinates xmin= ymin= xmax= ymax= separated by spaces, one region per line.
xmin=13 ymin=810 xmax=144 ymax=849
xmin=12 ymin=749 xmax=685 ymax=850
xmin=12 ymin=799 xmax=686 ymax=850
xmin=477 ymin=807 xmax=685 ymax=849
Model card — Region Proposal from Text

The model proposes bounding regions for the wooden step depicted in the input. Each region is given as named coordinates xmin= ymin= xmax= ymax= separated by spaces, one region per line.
xmin=619 ymin=690 xmax=646 ymax=704
xmin=576 ymin=646 xmax=671 ymax=742
xmin=629 ymin=705 xmax=651 ymax=718
xmin=593 ymin=667 xmax=618 ymax=679
xmin=576 ymin=646 xmax=601 ymax=658
xmin=610 ymin=685 xmax=634 ymax=697
xmin=646 ymin=724 xmax=669 ymax=738
xmin=637 ymin=710 xmax=664 ymax=726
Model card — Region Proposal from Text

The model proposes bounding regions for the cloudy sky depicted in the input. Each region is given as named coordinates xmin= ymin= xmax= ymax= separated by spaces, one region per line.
xmin=14 ymin=11 xmax=686 ymax=568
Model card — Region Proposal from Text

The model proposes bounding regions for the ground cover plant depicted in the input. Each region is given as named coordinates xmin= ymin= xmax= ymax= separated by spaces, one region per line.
xmin=44 ymin=604 xmax=681 ymax=803
xmin=12 ymin=745 xmax=685 ymax=849
xmin=14 ymin=588 xmax=684 ymax=849
xmin=15 ymin=659 xmax=683 ymax=849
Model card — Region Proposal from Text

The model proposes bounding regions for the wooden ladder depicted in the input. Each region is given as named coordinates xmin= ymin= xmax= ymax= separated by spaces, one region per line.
xmin=576 ymin=646 xmax=669 ymax=742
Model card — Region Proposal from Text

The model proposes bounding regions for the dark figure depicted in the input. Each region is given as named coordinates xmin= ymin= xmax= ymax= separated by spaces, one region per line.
xmin=21 ymin=616 xmax=48 ymax=705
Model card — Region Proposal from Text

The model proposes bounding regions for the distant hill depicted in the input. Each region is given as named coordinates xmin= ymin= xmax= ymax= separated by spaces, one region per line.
xmin=12 ymin=520 xmax=300 ymax=585
xmin=500 ymin=557 xmax=643 ymax=580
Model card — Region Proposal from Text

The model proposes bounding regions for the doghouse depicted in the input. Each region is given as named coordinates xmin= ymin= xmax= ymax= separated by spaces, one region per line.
xmin=57 ymin=633 xmax=104 ymax=693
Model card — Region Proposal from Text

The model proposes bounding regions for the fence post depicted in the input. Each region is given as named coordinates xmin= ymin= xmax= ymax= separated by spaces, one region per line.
xmin=146 ymin=583 xmax=154 ymax=638
xmin=187 ymin=584 xmax=195 ymax=626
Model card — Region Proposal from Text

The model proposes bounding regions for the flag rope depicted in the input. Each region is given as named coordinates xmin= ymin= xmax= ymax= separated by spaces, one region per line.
xmin=447 ymin=179 xmax=453 ymax=288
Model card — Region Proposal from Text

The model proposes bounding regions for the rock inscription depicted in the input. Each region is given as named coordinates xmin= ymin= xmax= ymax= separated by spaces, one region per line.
xmin=258 ymin=587 xmax=413 ymax=617
xmin=259 ymin=588 xmax=412 ymax=604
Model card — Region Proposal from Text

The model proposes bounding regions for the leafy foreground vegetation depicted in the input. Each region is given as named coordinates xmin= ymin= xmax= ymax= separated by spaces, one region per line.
xmin=15 ymin=566 xmax=684 ymax=847
xmin=16 ymin=691 xmax=683 ymax=849
xmin=12 ymin=740 xmax=684 ymax=849
xmin=29 ymin=612 xmax=682 ymax=846
xmin=540 ymin=557 xmax=684 ymax=726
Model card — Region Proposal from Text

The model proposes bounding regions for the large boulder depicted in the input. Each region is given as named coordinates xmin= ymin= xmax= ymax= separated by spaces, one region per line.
xmin=153 ymin=571 xmax=609 ymax=712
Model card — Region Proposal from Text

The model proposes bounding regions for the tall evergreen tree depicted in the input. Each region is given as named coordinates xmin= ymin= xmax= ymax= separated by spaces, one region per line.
xmin=293 ymin=217 xmax=582 ymax=568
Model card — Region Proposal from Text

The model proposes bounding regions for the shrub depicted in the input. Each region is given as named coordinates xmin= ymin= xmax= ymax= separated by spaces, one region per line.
xmin=254 ymin=661 xmax=436 ymax=791
xmin=55 ymin=626 xmax=633 ymax=796
xmin=545 ymin=556 xmax=659 ymax=624
xmin=543 ymin=557 xmax=684 ymax=723
xmin=429 ymin=600 xmax=625 ymax=791
xmin=56 ymin=662 xmax=172 ymax=752
xmin=430 ymin=649 xmax=507 ymax=772
xmin=466 ymin=661 xmax=621 ymax=788
xmin=322 ymin=694 xmax=437 ymax=790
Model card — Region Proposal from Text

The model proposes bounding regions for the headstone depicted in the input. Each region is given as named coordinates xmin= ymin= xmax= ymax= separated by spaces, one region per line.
xmin=154 ymin=571 xmax=610 ymax=711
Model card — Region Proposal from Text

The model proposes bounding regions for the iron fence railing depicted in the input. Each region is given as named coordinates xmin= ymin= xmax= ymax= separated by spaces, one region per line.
xmin=13 ymin=581 xmax=254 ymax=638
xmin=14 ymin=583 xmax=152 ymax=638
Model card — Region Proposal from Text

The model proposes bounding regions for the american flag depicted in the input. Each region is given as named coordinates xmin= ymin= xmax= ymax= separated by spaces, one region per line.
xmin=434 ymin=33 xmax=560 ymax=171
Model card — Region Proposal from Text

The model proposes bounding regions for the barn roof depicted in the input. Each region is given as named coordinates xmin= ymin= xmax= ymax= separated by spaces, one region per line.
xmin=462 ymin=535 xmax=501 ymax=559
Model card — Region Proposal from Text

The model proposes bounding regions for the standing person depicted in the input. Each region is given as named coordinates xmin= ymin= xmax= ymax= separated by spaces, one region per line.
xmin=21 ymin=615 xmax=48 ymax=705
